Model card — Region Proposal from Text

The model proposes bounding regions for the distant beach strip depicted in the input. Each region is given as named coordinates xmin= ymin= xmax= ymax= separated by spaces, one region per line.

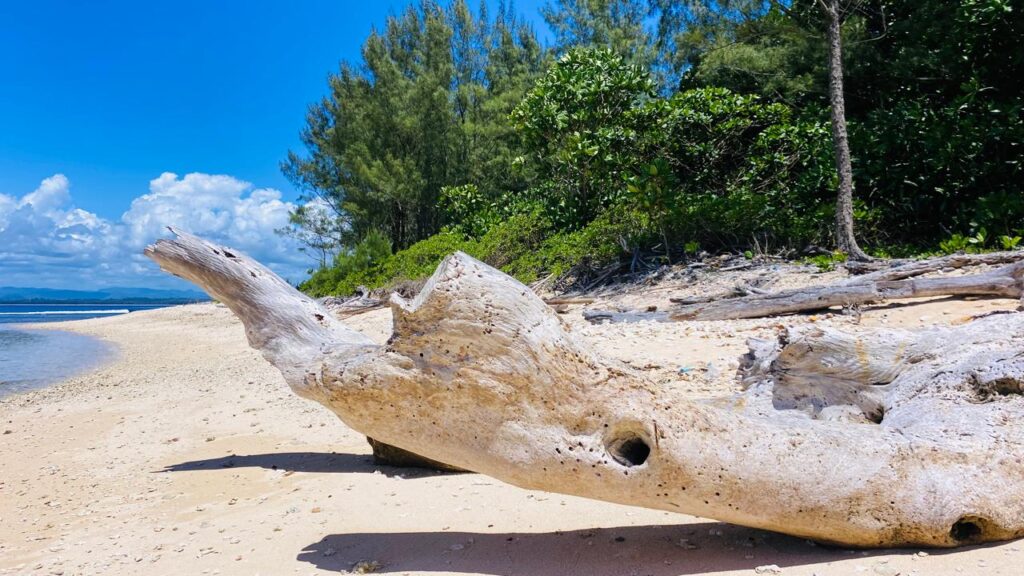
xmin=0 ymin=303 xmax=174 ymax=325
xmin=0 ymin=308 xmax=129 ymax=318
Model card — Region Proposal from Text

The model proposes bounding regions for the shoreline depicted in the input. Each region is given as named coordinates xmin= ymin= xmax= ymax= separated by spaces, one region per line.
xmin=0 ymin=324 xmax=119 ymax=401
xmin=2 ymin=296 xmax=1022 ymax=575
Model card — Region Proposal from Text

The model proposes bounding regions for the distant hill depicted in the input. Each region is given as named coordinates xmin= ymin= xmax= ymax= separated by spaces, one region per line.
xmin=0 ymin=286 xmax=209 ymax=304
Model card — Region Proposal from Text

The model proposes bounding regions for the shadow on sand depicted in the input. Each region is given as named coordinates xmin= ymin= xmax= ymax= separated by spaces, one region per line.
xmin=159 ymin=451 xmax=450 ymax=479
xmin=295 ymin=522 xmax=930 ymax=575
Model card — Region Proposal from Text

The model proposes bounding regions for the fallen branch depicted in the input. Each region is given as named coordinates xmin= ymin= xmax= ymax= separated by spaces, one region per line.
xmin=843 ymin=251 xmax=1024 ymax=284
xmin=543 ymin=297 xmax=596 ymax=306
xmin=604 ymin=251 xmax=1024 ymax=324
xmin=669 ymin=281 xmax=771 ymax=305
xmin=669 ymin=260 xmax=1024 ymax=321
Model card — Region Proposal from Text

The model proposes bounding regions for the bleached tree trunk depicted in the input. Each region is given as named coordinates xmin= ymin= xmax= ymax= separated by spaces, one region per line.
xmin=146 ymin=230 xmax=1024 ymax=548
xmin=584 ymin=252 xmax=1024 ymax=322
xmin=665 ymin=260 xmax=1024 ymax=321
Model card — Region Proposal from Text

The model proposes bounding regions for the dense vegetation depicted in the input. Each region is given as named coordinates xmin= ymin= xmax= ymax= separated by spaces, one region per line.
xmin=283 ymin=0 xmax=1023 ymax=296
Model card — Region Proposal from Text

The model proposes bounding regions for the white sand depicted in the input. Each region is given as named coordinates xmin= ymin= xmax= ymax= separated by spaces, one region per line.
xmin=2 ymin=273 xmax=1022 ymax=575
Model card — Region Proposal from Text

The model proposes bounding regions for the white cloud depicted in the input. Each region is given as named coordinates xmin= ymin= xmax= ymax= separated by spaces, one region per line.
xmin=0 ymin=173 xmax=312 ymax=289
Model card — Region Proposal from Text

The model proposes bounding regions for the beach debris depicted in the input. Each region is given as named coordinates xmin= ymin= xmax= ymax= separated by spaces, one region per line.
xmin=145 ymin=230 xmax=1024 ymax=548
xmin=351 ymin=559 xmax=382 ymax=573
xmin=754 ymin=565 xmax=782 ymax=575
xmin=597 ymin=250 xmax=1024 ymax=323
xmin=704 ymin=362 xmax=719 ymax=381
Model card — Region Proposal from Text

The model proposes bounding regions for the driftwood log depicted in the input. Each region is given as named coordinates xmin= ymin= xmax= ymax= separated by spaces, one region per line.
xmin=586 ymin=251 xmax=1024 ymax=323
xmin=145 ymin=230 xmax=1024 ymax=548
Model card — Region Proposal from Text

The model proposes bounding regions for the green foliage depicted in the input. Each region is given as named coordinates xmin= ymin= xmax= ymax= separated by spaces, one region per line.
xmin=439 ymin=184 xmax=501 ymax=238
xmin=311 ymin=207 xmax=639 ymax=295
xmin=476 ymin=209 xmax=553 ymax=269
xmin=939 ymin=234 xmax=971 ymax=255
xmin=512 ymin=47 xmax=657 ymax=227
xmin=636 ymin=87 xmax=834 ymax=250
xmin=938 ymin=228 xmax=1023 ymax=255
xmin=1001 ymin=235 xmax=1023 ymax=251
xmin=684 ymin=0 xmax=1024 ymax=248
xmin=805 ymin=251 xmax=848 ymax=272
xmin=284 ymin=0 xmax=544 ymax=252
xmin=300 ymin=229 xmax=393 ymax=296
xmin=290 ymin=0 xmax=1024 ymax=296
xmin=541 ymin=0 xmax=657 ymax=72
xmin=500 ymin=208 xmax=637 ymax=283
xmin=330 ymin=230 xmax=481 ymax=295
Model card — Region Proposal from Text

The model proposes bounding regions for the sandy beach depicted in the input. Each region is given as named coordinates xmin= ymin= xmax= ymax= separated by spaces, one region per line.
xmin=3 ymin=271 xmax=1023 ymax=576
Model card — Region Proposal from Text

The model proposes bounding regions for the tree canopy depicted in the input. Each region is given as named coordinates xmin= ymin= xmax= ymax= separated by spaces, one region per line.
xmin=285 ymin=0 xmax=1024 ymax=296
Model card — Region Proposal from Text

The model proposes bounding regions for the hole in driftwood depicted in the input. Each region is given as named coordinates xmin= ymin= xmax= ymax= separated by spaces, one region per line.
xmin=971 ymin=375 xmax=1022 ymax=402
xmin=864 ymin=407 xmax=884 ymax=424
xmin=989 ymin=378 xmax=1021 ymax=396
xmin=606 ymin=432 xmax=650 ymax=467
xmin=950 ymin=516 xmax=988 ymax=543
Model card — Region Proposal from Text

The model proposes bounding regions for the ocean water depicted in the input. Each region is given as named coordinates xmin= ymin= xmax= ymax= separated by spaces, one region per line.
xmin=0 ymin=303 xmax=170 ymax=324
xmin=0 ymin=304 xmax=172 ymax=398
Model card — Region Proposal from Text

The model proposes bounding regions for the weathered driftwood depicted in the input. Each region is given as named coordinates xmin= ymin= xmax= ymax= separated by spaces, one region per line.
xmin=589 ymin=254 xmax=1024 ymax=323
xmin=844 ymin=250 xmax=1024 ymax=276
xmin=668 ymin=260 xmax=1024 ymax=320
xmin=145 ymin=230 xmax=1024 ymax=548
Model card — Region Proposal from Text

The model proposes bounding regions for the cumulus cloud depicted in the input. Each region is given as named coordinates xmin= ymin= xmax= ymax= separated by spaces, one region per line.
xmin=0 ymin=173 xmax=311 ymax=289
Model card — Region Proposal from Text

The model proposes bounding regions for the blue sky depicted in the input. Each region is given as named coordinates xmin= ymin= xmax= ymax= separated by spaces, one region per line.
xmin=0 ymin=0 xmax=548 ymax=289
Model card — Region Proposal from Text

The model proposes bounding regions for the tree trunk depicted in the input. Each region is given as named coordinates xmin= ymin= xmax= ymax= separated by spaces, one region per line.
xmin=824 ymin=0 xmax=871 ymax=261
xmin=583 ymin=252 xmax=1024 ymax=323
xmin=667 ymin=262 xmax=1024 ymax=321
xmin=145 ymin=230 xmax=1024 ymax=548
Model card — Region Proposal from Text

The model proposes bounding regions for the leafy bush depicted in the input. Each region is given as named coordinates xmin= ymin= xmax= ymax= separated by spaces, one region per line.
xmin=511 ymin=47 xmax=657 ymax=228
xmin=348 ymin=231 xmax=480 ymax=294
xmin=477 ymin=210 xmax=553 ymax=269
xmin=632 ymin=88 xmax=834 ymax=252
xmin=301 ymin=230 xmax=392 ymax=296
xmin=1000 ymin=235 xmax=1022 ymax=250
xmin=939 ymin=234 xmax=971 ymax=255
xmin=440 ymin=184 xmax=503 ymax=238
xmin=501 ymin=208 xmax=639 ymax=284
xmin=805 ymin=251 xmax=848 ymax=272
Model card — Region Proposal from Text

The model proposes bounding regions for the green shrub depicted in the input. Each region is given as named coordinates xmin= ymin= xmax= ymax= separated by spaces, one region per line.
xmin=336 ymin=231 xmax=480 ymax=295
xmin=637 ymin=88 xmax=835 ymax=250
xmin=439 ymin=184 xmax=502 ymax=238
xmin=300 ymin=230 xmax=392 ymax=296
xmin=477 ymin=210 xmax=553 ymax=269
xmin=502 ymin=209 xmax=638 ymax=284
xmin=805 ymin=251 xmax=848 ymax=272
xmin=512 ymin=47 xmax=657 ymax=228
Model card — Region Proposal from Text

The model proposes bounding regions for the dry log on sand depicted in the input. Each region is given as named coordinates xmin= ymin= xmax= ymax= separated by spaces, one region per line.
xmin=587 ymin=251 xmax=1024 ymax=323
xmin=669 ymin=260 xmax=1024 ymax=321
xmin=844 ymin=250 xmax=1024 ymax=276
xmin=145 ymin=229 xmax=1024 ymax=548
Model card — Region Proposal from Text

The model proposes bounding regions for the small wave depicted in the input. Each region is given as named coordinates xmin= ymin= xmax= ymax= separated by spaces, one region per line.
xmin=0 ymin=309 xmax=131 ymax=316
